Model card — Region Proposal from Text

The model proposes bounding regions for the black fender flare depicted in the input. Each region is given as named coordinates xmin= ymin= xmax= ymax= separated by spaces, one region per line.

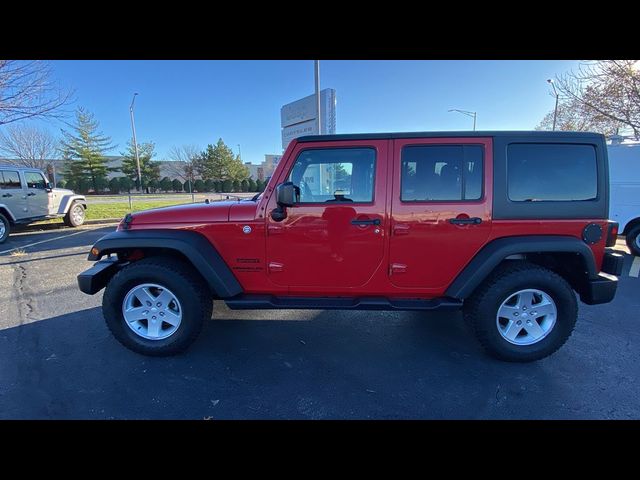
xmin=88 ymin=229 xmax=242 ymax=298
xmin=445 ymin=235 xmax=598 ymax=299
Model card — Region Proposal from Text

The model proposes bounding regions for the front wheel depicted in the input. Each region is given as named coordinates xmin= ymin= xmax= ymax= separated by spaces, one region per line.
xmin=102 ymin=257 xmax=213 ymax=356
xmin=464 ymin=262 xmax=577 ymax=362
xmin=64 ymin=201 xmax=85 ymax=227
xmin=625 ymin=224 xmax=640 ymax=257
xmin=0 ymin=213 xmax=10 ymax=244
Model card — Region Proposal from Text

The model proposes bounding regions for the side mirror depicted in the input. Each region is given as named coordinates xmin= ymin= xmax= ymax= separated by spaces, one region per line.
xmin=276 ymin=181 xmax=299 ymax=207
xmin=45 ymin=182 xmax=53 ymax=192
xmin=271 ymin=182 xmax=300 ymax=222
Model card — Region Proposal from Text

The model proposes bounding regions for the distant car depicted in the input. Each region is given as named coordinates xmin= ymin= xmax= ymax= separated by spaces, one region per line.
xmin=0 ymin=165 xmax=87 ymax=244
xmin=608 ymin=142 xmax=640 ymax=256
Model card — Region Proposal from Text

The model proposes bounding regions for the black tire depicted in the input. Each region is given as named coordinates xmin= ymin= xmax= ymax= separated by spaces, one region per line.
xmin=625 ymin=224 xmax=640 ymax=257
xmin=102 ymin=256 xmax=213 ymax=356
xmin=0 ymin=213 xmax=10 ymax=244
xmin=63 ymin=201 xmax=85 ymax=227
xmin=463 ymin=262 xmax=577 ymax=362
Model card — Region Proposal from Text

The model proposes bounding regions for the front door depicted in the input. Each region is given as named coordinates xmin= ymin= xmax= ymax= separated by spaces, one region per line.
xmin=266 ymin=140 xmax=388 ymax=291
xmin=0 ymin=169 xmax=28 ymax=220
xmin=389 ymin=137 xmax=493 ymax=291
xmin=23 ymin=171 xmax=50 ymax=218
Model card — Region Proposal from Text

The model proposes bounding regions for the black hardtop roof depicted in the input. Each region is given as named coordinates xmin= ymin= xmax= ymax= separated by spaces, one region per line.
xmin=297 ymin=131 xmax=604 ymax=142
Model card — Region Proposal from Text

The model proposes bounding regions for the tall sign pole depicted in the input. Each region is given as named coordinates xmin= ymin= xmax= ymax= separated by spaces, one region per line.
xmin=314 ymin=60 xmax=321 ymax=135
xmin=130 ymin=93 xmax=142 ymax=192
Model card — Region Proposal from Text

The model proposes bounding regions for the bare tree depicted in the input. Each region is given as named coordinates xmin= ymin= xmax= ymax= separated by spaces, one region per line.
xmin=553 ymin=60 xmax=640 ymax=139
xmin=166 ymin=144 xmax=200 ymax=182
xmin=536 ymin=96 xmax=620 ymax=136
xmin=0 ymin=60 xmax=72 ymax=126
xmin=0 ymin=123 xmax=59 ymax=170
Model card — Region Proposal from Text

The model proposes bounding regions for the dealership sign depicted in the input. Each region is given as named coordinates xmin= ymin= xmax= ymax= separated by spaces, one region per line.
xmin=281 ymin=88 xmax=336 ymax=150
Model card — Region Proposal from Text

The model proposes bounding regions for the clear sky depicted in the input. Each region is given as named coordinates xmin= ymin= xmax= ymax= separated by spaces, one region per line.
xmin=42 ymin=60 xmax=580 ymax=164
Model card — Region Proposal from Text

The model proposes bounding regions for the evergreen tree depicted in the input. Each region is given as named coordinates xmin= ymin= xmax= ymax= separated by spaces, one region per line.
xmin=118 ymin=176 xmax=132 ymax=193
xmin=194 ymin=179 xmax=205 ymax=192
xmin=183 ymin=180 xmax=192 ymax=193
xmin=248 ymin=178 xmax=257 ymax=192
xmin=94 ymin=176 xmax=108 ymax=193
xmin=257 ymin=179 xmax=266 ymax=192
xmin=60 ymin=107 xmax=114 ymax=192
xmin=172 ymin=178 xmax=183 ymax=192
xmin=241 ymin=179 xmax=249 ymax=192
xmin=64 ymin=178 xmax=76 ymax=192
xmin=213 ymin=180 xmax=221 ymax=192
xmin=196 ymin=138 xmax=249 ymax=181
xmin=159 ymin=177 xmax=172 ymax=192
xmin=108 ymin=177 xmax=120 ymax=193
xmin=56 ymin=179 xmax=66 ymax=189
xmin=204 ymin=179 xmax=214 ymax=192
xmin=232 ymin=180 xmax=240 ymax=192
xmin=222 ymin=179 xmax=232 ymax=192
xmin=148 ymin=179 xmax=158 ymax=193
xmin=120 ymin=140 xmax=160 ymax=189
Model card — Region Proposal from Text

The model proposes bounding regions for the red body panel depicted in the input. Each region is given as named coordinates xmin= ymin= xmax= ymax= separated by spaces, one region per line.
xmin=122 ymin=137 xmax=609 ymax=299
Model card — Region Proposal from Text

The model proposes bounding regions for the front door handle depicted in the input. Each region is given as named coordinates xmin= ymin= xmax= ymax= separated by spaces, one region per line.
xmin=27 ymin=192 xmax=37 ymax=196
xmin=1 ymin=193 xmax=12 ymax=198
xmin=449 ymin=217 xmax=482 ymax=225
xmin=351 ymin=218 xmax=381 ymax=226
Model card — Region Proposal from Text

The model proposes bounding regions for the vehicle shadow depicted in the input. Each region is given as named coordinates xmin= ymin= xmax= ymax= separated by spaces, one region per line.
xmin=1 ymin=305 xmax=576 ymax=420
xmin=0 ymin=226 xmax=115 ymax=257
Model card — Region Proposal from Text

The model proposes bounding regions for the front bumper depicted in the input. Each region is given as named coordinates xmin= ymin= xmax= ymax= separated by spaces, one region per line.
xmin=77 ymin=258 xmax=121 ymax=295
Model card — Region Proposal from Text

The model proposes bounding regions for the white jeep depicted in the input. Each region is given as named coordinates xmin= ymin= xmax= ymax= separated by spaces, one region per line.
xmin=0 ymin=165 xmax=87 ymax=244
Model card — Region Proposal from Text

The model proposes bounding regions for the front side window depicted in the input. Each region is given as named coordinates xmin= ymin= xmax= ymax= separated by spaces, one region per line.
xmin=0 ymin=171 xmax=22 ymax=189
xmin=507 ymin=144 xmax=597 ymax=202
xmin=287 ymin=148 xmax=376 ymax=203
xmin=401 ymin=145 xmax=483 ymax=201
xmin=24 ymin=171 xmax=47 ymax=189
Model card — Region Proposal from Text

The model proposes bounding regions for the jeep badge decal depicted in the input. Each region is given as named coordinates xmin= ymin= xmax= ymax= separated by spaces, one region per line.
xmin=243 ymin=225 xmax=252 ymax=234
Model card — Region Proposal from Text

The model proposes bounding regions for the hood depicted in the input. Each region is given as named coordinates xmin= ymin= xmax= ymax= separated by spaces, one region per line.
xmin=52 ymin=188 xmax=75 ymax=196
xmin=129 ymin=201 xmax=238 ymax=226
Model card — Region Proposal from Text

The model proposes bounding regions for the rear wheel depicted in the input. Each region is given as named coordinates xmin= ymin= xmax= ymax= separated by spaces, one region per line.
xmin=64 ymin=201 xmax=85 ymax=227
xmin=0 ymin=213 xmax=10 ymax=244
xmin=464 ymin=262 xmax=577 ymax=362
xmin=625 ymin=224 xmax=640 ymax=257
xmin=102 ymin=256 xmax=213 ymax=356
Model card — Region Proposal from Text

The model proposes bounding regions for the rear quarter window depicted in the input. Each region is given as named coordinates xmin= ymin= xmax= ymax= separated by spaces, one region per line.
xmin=507 ymin=144 xmax=598 ymax=202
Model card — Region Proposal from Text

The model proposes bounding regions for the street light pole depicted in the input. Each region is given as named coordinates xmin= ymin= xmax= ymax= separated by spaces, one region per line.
xmin=129 ymin=93 xmax=142 ymax=192
xmin=314 ymin=60 xmax=321 ymax=135
xmin=547 ymin=79 xmax=559 ymax=131
xmin=237 ymin=144 xmax=242 ymax=159
xmin=448 ymin=109 xmax=477 ymax=131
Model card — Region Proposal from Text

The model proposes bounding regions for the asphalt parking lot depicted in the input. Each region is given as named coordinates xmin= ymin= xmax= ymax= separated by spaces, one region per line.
xmin=1 ymin=224 xmax=639 ymax=419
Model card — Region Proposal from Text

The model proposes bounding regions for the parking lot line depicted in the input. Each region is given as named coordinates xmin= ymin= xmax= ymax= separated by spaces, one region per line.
xmin=0 ymin=228 xmax=98 ymax=255
xmin=630 ymin=257 xmax=640 ymax=278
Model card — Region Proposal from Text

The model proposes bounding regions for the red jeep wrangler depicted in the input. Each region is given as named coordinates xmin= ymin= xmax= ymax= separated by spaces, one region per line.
xmin=78 ymin=131 xmax=623 ymax=362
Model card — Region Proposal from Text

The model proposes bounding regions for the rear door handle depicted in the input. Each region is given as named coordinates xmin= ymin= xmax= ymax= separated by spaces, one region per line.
xmin=449 ymin=217 xmax=482 ymax=225
xmin=1 ymin=193 xmax=12 ymax=198
xmin=351 ymin=218 xmax=381 ymax=226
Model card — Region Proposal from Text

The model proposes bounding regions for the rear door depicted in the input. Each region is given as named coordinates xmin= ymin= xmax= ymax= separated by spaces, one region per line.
xmin=389 ymin=137 xmax=493 ymax=291
xmin=0 ymin=169 xmax=28 ymax=220
xmin=23 ymin=170 xmax=50 ymax=218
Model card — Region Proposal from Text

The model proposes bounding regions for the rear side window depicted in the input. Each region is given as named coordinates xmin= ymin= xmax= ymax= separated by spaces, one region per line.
xmin=0 ymin=170 xmax=22 ymax=189
xmin=24 ymin=171 xmax=47 ymax=189
xmin=507 ymin=144 xmax=597 ymax=201
xmin=401 ymin=145 xmax=483 ymax=201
